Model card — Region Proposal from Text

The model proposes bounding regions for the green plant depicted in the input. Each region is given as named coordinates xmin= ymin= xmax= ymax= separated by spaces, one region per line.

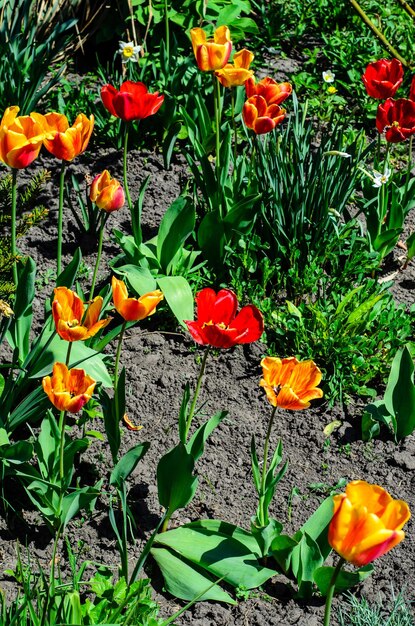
xmin=338 ymin=589 xmax=414 ymax=626
xmin=0 ymin=0 xmax=77 ymax=114
xmin=0 ymin=170 xmax=50 ymax=303
xmin=362 ymin=344 xmax=415 ymax=441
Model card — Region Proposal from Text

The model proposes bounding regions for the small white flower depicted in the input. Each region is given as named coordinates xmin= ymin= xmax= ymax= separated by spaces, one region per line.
xmin=322 ymin=70 xmax=335 ymax=83
xmin=323 ymin=150 xmax=351 ymax=158
xmin=372 ymin=167 xmax=391 ymax=188
xmin=118 ymin=41 xmax=141 ymax=64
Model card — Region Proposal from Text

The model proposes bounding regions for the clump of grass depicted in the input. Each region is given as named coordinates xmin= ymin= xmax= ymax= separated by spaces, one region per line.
xmin=338 ymin=590 xmax=414 ymax=626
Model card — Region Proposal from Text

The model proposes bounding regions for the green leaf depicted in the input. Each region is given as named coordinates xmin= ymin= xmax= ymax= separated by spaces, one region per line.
xmin=361 ymin=400 xmax=395 ymax=441
xmin=271 ymin=534 xmax=298 ymax=572
xmin=314 ymin=564 xmax=374 ymax=596
xmin=29 ymin=335 xmax=112 ymax=387
xmin=251 ymin=517 xmax=283 ymax=558
xmin=0 ymin=373 xmax=5 ymax=398
xmin=186 ymin=411 xmax=228 ymax=462
xmin=7 ymin=387 xmax=49 ymax=432
xmin=198 ymin=212 xmax=226 ymax=268
xmin=154 ymin=521 xmax=276 ymax=589
xmin=178 ymin=383 xmax=191 ymax=445
xmin=110 ymin=442 xmax=150 ymax=488
xmin=157 ymin=443 xmax=198 ymax=515
xmin=151 ymin=547 xmax=236 ymax=604
xmin=115 ymin=264 xmax=157 ymax=295
xmin=406 ymin=231 xmax=415 ymax=261
xmin=157 ymin=275 xmax=194 ymax=327
xmin=384 ymin=345 xmax=415 ymax=440
xmin=56 ymin=248 xmax=82 ymax=288
xmin=157 ymin=196 xmax=195 ymax=274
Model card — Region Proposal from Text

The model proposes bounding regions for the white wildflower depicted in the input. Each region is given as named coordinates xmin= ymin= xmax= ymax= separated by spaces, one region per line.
xmin=118 ymin=41 xmax=141 ymax=64
xmin=372 ymin=167 xmax=391 ymax=188
xmin=322 ymin=70 xmax=335 ymax=83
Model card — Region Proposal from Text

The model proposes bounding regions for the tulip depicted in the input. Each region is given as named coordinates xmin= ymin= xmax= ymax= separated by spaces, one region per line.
xmin=32 ymin=112 xmax=94 ymax=161
xmin=190 ymin=25 xmax=232 ymax=72
xmin=185 ymin=288 xmax=263 ymax=349
xmin=260 ymin=356 xmax=323 ymax=410
xmin=245 ymin=76 xmax=292 ymax=106
xmin=90 ymin=170 xmax=125 ymax=212
xmin=112 ymin=277 xmax=164 ymax=322
xmin=42 ymin=362 xmax=96 ymax=413
xmin=243 ymin=95 xmax=286 ymax=135
xmin=329 ymin=480 xmax=410 ymax=566
xmin=215 ymin=49 xmax=254 ymax=88
xmin=101 ymin=81 xmax=164 ymax=122
xmin=376 ymin=97 xmax=415 ymax=143
xmin=52 ymin=286 xmax=111 ymax=342
xmin=410 ymin=76 xmax=415 ymax=102
xmin=0 ymin=106 xmax=46 ymax=169
xmin=362 ymin=59 xmax=404 ymax=100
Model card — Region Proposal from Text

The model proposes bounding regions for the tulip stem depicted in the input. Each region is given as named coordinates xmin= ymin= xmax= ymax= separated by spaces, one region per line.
xmin=323 ymin=557 xmax=345 ymax=626
xmin=57 ymin=161 xmax=66 ymax=277
xmin=11 ymin=168 xmax=18 ymax=288
xmin=404 ymin=135 xmax=413 ymax=201
xmin=213 ymin=75 xmax=222 ymax=173
xmin=114 ymin=321 xmax=127 ymax=387
xmin=348 ymin=0 xmax=409 ymax=67
xmin=65 ymin=342 xmax=73 ymax=367
xmin=89 ymin=213 xmax=108 ymax=300
xmin=185 ymin=346 xmax=210 ymax=440
xmin=123 ymin=126 xmax=133 ymax=212
xmin=258 ymin=405 xmax=277 ymax=527
xmin=58 ymin=409 xmax=67 ymax=484
xmin=231 ymin=88 xmax=238 ymax=173
xmin=164 ymin=0 xmax=170 ymax=68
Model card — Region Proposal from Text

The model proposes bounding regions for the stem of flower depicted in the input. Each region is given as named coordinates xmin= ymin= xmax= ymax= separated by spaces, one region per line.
xmin=114 ymin=321 xmax=127 ymax=386
xmin=123 ymin=125 xmax=133 ymax=212
xmin=11 ymin=168 xmax=18 ymax=288
xmin=89 ymin=213 xmax=107 ymax=300
xmin=258 ymin=405 xmax=277 ymax=527
xmin=213 ymin=74 xmax=221 ymax=173
xmin=231 ymin=87 xmax=238 ymax=174
xmin=404 ymin=135 xmax=413 ymax=201
xmin=57 ymin=161 xmax=66 ymax=277
xmin=323 ymin=557 xmax=345 ymax=626
xmin=164 ymin=0 xmax=170 ymax=67
xmin=65 ymin=342 xmax=73 ymax=368
xmin=185 ymin=346 xmax=210 ymax=440
xmin=348 ymin=0 xmax=408 ymax=67
xmin=380 ymin=142 xmax=391 ymax=228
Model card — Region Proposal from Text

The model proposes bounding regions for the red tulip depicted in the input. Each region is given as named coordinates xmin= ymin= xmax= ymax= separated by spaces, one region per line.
xmin=185 ymin=288 xmax=263 ymax=349
xmin=376 ymin=98 xmax=415 ymax=143
xmin=245 ymin=76 xmax=292 ymax=105
xmin=243 ymin=95 xmax=286 ymax=135
xmin=362 ymin=59 xmax=403 ymax=99
xmin=101 ymin=81 xmax=164 ymax=122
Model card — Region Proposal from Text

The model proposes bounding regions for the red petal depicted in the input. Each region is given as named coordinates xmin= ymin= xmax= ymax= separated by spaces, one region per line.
xmin=101 ymin=84 xmax=119 ymax=117
xmin=232 ymin=305 xmax=264 ymax=343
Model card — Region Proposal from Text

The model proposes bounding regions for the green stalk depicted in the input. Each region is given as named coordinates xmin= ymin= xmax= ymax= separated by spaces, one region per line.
xmin=323 ymin=557 xmax=345 ymax=626
xmin=57 ymin=161 xmax=66 ymax=277
xmin=65 ymin=341 xmax=73 ymax=368
xmin=231 ymin=87 xmax=238 ymax=173
xmin=89 ymin=213 xmax=108 ymax=300
xmin=404 ymin=135 xmax=413 ymax=201
xmin=380 ymin=142 xmax=391 ymax=228
xmin=11 ymin=168 xmax=18 ymax=288
xmin=114 ymin=321 xmax=127 ymax=386
xmin=123 ymin=126 xmax=133 ymax=212
xmin=213 ymin=74 xmax=222 ymax=173
xmin=164 ymin=0 xmax=170 ymax=66
xmin=348 ymin=0 xmax=408 ymax=66
xmin=258 ymin=406 xmax=277 ymax=527
xmin=184 ymin=346 xmax=210 ymax=440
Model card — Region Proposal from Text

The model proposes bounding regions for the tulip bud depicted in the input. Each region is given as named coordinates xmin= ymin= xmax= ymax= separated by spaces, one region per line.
xmin=90 ymin=170 xmax=125 ymax=212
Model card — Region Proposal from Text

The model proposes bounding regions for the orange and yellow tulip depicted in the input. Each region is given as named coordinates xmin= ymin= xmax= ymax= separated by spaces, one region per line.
xmin=260 ymin=356 xmax=323 ymax=410
xmin=52 ymin=286 xmax=111 ymax=342
xmin=329 ymin=481 xmax=410 ymax=566
xmin=243 ymin=95 xmax=286 ymax=135
xmin=245 ymin=76 xmax=292 ymax=105
xmin=33 ymin=112 xmax=94 ymax=161
xmin=190 ymin=25 xmax=232 ymax=72
xmin=42 ymin=362 xmax=96 ymax=413
xmin=0 ymin=106 xmax=46 ymax=169
xmin=215 ymin=49 xmax=254 ymax=88
xmin=90 ymin=170 xmax=125 ymax=212
xmin=112 ymin=276 xmax=163 ymax=322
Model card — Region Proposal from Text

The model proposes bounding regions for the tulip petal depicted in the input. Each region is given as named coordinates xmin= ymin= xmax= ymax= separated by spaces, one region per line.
xmin=232 ymin=305 xmax=264 ymax=343
xmin=101 ymin=84 xmax=119 ymax=117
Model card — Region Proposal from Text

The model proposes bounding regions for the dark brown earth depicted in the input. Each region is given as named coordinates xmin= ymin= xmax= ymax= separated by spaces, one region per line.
xmin=1 ymin=82 xmax=415 ymax=625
